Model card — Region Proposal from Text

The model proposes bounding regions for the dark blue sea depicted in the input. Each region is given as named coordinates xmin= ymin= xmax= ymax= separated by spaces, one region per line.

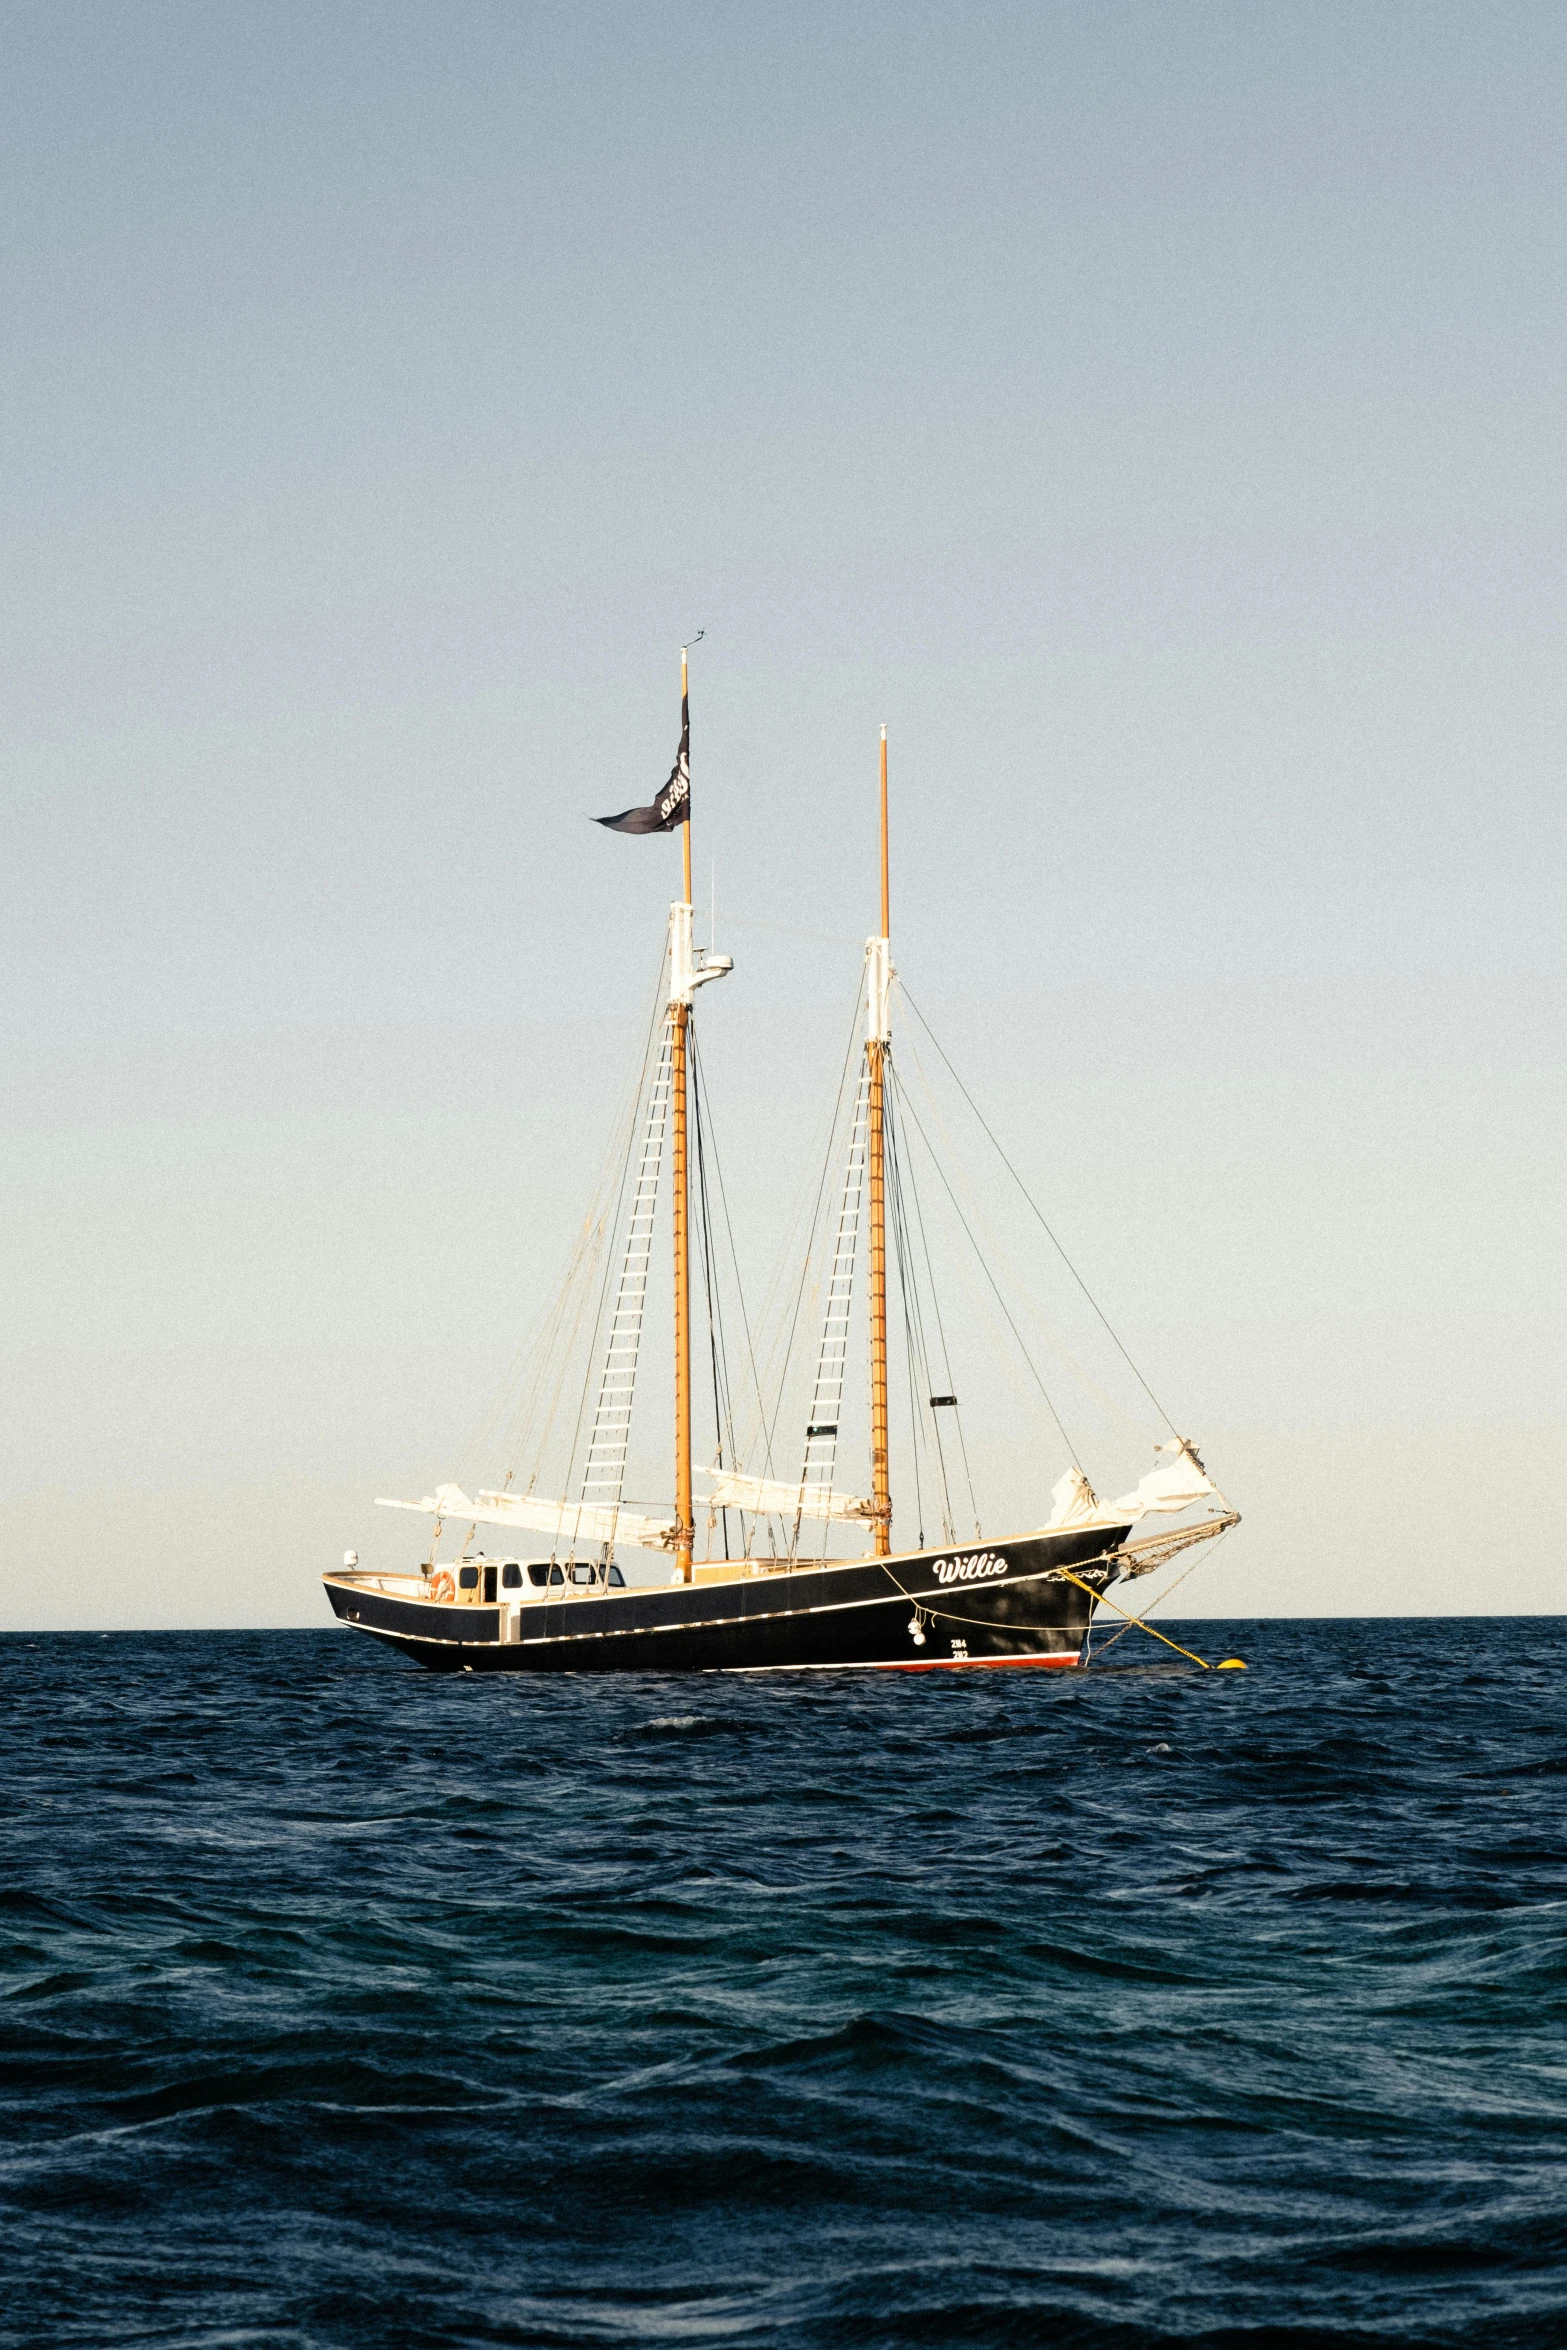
xmin=3 ymin=1622 xmax=1564 ymax=2349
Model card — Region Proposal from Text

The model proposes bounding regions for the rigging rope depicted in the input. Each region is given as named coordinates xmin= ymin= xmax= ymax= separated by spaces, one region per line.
xmin=886 ymin=1062 xmax=975 ymax=1544
xmin=559 ymin=956 xmax=671 ymax=1527
xmin=1054 ymin=1568 xmax=1214 ymax=1669
xmin=883 ymin=1076 xmax=926 ymax=1546
xmin=894 ymin=1065 xmax=981 ymax=1541
xmin=698 ymin=1061 xmax=784 ymax=1561
xmin=898 ymin=1017 xmax=1146 ymax=1447
xmin=756 ymin=973 xmax=869 ymax=1553
xmin=890 ymin=1080 xmax=1082 ymax=1465
xmin=886 ymin=1071 xmax=963 ymax=1547
xmin=900 ymin=986 xmax=1182 ymax=1441
xmin=423 ymin=951 xmax=671 ymax=1570
xmin=690 ymin=1022 xmax=743 ymax=1561
xmin=1088 ymin=1524 xmax=1235 ymax=1661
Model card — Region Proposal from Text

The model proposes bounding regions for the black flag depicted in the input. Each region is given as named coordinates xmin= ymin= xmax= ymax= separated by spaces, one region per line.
xmin=595 ymin=696 xmax=690 ymax=834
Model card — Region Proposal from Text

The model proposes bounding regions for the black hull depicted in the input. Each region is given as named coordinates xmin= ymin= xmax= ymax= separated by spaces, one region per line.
xmin=323 ymin=1525 xmax=1133 ymax=1674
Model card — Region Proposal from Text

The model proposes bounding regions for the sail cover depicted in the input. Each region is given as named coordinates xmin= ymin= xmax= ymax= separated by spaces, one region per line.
xmin=700 ymin=1468 xmax=876 ymax=1524
xmin=376 ymin=1484 xmax=677 ymax=1551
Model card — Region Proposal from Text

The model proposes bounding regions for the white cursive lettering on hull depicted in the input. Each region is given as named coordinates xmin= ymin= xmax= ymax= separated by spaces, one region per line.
xmin=931 ymin=1551 xmax=1009 ymax=1585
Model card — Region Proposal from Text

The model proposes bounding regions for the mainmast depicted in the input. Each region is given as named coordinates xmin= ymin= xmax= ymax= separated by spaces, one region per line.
xmin=666 ymin=646 xmax=730 ymax=1583
xmin=866 ymin=726 xmax=893 ymax=1558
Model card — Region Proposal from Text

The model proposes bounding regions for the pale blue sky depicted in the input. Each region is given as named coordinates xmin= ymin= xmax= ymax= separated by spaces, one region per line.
xmin=3 ymin=2 xmax=1563 ymax=1625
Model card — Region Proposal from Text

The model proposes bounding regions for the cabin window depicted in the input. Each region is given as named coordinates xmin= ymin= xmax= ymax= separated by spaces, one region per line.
xmin=548 ymin=1564 xmax=565 ymax=1586
xmin=526 ymin=1564 xmax=550 ymax=1588
xmin=501 ymin=1563 xmax=522 ymax=1590
xmin=569 ymin=1563 xmax=597 ymax=1587
xmin=607 ymin=1565 xmax=626 ymax=1588
xmin=458 ymin=1566 xmax=479 ymax=1592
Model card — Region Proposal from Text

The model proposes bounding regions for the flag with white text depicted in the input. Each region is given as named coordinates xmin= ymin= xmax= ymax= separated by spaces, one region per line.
xmin=595 ymin=697 xmax=690 ymax=834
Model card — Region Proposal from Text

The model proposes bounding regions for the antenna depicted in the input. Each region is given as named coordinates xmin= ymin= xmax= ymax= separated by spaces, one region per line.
xmin=880 ymin=723 xmax=889 ymax=942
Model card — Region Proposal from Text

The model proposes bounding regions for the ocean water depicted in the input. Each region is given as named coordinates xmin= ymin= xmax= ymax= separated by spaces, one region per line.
xmin=2 ymin=1622 xmax=1564 ymax=2349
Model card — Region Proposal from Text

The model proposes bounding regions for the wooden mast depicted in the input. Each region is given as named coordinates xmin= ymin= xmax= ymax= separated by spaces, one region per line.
xmin=671 ymin=645 xmax=694 ymax=1583
xmin=866 ymin=725 xmax=892 ymax=1557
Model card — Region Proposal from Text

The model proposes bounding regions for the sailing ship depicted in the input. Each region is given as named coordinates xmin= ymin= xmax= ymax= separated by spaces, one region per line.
xmin=324 ymin=659 xmax=1237 ymax=1672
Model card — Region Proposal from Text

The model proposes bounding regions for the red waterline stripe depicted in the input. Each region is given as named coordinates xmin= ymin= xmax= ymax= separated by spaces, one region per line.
xmin=884 ymin=1652 xmax=1082 ymax=1673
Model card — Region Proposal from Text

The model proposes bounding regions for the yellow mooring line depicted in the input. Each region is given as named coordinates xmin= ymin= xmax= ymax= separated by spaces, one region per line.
xmin=1056 ymin=1567 xmax=1243 ymax=1672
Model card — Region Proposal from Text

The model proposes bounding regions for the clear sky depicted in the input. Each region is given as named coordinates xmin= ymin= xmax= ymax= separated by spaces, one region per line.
xmin=3 ymin=1 xmax=1563 ymax=1628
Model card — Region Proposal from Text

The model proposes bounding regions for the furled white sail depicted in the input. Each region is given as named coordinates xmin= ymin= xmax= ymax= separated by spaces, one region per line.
xmin=1109 ymin=1441 xmax=1221 ymax=1521
xmin=375 ymin=1484 xmax=677 ymax=1550
xmin=1044 ymin=1466 xmax=1102 ymax=1530
xmin=699 ymin=1468 xmax=876 ymax=1524
xmin=1040 ymin=1444 xmax=1222 ymax=1533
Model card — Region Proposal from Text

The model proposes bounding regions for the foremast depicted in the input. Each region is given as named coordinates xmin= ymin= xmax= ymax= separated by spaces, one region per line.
xmin=865 ymin=726 xmax=893 ymax=1558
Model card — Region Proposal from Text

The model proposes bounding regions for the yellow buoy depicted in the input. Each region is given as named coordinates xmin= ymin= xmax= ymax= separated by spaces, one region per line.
xmin=1217 ymin=1658 xmax=1247 ymax=1670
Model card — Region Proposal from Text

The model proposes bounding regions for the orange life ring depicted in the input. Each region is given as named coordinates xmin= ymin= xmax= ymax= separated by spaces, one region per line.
xmin=428 ymin=1569 xmax=456 ymax=1603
